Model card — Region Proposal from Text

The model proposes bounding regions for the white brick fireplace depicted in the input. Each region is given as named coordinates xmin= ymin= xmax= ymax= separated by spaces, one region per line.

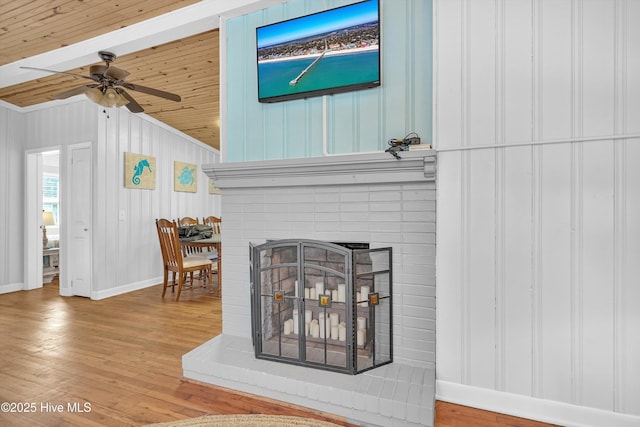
xmin=185 ymin=151 xmax=436 ymax=427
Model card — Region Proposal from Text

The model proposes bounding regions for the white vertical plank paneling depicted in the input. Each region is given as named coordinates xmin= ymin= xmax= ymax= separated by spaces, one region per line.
xmin=435 ymin=0 xmax=640 ymax=422
xmin=0 ymin=107 xmax=25 ymax=288
xmin=582 ymin=0 xmax=615 ymax=137
xmin=613 ymin=7 xmax=628 ymax=413
xmin=622 ymin=137 xmax=640 ymax=416
xmin=433 ymin=0 xmax=464 ymax=385
xmin=541 ymin=0 xmax=573 ymax=140
xmin=540 ymin=146 xmax=573 ymax=404
xmin=467 ymin=149 xmax=496 ymax=389
xmin=503 ymin=146 xmax=533 ymax=395
xmin=621 ymin=0 xmax=640 ymax=416
xmin=582 ymin=141 xmax=615 ymax=410
xmin=435 ymin=151 xmax=464 ymax=383
xmin=465 ymin=0 xmax=497 ymax=389
xmin=502 ymin=0 xmax=534 ymax=397
xmin=433 ymin=0 xmax=463 ymax=151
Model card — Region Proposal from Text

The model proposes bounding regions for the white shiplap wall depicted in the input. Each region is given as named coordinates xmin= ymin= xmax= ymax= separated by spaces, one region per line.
xmin=0 ymin=106 xmax=25 ymax=291
xmin=92 ymin=106 xmax=220 ymax=296
xmin=434 ymin=0 xmax=640 ymax=424
xmin=0 ymin=99 xmax=220 ymax=298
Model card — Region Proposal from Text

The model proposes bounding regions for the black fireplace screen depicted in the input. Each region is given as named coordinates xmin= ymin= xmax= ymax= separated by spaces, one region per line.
xmin=250 ymin=239 xmax=392 ymax=374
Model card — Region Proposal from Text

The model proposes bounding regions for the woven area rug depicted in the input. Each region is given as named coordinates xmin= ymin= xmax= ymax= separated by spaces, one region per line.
xmin=145 ymin=414 xmax=345 ymax=427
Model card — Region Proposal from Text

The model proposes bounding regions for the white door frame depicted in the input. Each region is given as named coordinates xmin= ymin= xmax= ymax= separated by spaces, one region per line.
xmin=24 ymin=147 xmax=62 ymax=292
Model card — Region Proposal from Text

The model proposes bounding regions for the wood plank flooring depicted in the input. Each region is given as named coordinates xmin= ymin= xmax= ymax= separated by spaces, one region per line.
xmin=0 ymin=281 xmax=556 ymax=427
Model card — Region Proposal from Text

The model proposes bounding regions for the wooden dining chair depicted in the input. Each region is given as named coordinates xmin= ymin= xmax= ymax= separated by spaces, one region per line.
xmin=178 ymin=216 xmax=199 ymax=226
xmin=202 ymin=216 xmax=221 ymax=234
xmin=155 ymin=218 xmax=213 ymax=300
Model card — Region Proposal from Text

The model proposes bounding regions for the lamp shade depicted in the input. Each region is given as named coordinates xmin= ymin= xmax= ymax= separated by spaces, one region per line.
xmin=42 ymin=211 xmax=55 ymax=226
xmin=86 ymin=87 xmax=129 ymax=108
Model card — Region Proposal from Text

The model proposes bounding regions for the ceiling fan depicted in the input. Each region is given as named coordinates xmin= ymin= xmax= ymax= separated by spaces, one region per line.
xmin=20 ymin=51 xmax=181 ymax=113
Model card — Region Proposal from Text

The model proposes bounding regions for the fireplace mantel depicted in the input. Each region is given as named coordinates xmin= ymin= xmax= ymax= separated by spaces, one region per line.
xmin=202 ymin=150 xmax=436 ymax=189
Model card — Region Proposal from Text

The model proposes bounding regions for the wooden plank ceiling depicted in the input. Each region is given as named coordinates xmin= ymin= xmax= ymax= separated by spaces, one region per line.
xmin=0 ymin=0 xmax=220 ymax=150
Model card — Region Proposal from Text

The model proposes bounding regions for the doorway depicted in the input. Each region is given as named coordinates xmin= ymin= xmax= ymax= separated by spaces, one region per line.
xmin=25 ymin=149 xmax=60 ymax=292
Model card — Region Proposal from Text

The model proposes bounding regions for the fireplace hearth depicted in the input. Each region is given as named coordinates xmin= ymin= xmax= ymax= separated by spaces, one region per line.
xmin=250 ymin=239 xmax=392 ymax=374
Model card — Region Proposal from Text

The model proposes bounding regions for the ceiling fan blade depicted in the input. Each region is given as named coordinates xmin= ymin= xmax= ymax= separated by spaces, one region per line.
xmin=120 ymin=90 xmax=144 ymax=113
xmin=20 ymin=66 xmax=97 ymax=81
xmin=52 ymin=84 xmax=99 ymax=100
xmin=104 ymin=66 xmax=130 ymax=80
xmin=120 ymin=83 xmax=181 ymax=102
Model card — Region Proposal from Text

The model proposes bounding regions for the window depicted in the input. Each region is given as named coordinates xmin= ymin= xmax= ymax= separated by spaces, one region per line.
xmin=43 ymin=175 xmax=59 ymax=223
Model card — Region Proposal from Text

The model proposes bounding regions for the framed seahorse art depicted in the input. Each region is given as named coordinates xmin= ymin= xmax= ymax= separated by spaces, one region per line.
xmin=124 ymin=152 xmax=156 ymax=189
xmin=174 ymin=161 xmax=197 ymax=193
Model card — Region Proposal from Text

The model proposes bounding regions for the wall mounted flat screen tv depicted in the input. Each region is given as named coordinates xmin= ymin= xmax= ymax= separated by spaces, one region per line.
xmin=256 ymin=0 xmax=380 ymax=103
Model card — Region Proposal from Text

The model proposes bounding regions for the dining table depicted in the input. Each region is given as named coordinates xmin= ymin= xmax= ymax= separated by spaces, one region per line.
xmin=180 ymin=234 xmax=222 ymax=295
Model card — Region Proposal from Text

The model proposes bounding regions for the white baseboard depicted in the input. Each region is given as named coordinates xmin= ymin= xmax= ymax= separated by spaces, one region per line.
xmin=436 ymin=380 xmax=640 ymax=427
xmin=90 ymin=277 xmax=162 ymax=300
xmin=0 ymin=282 xmax=25 ymax=294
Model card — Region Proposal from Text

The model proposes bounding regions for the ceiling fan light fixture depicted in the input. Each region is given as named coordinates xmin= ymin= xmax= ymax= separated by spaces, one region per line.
xmin=85 ymin=87 xmax=129 ymax=108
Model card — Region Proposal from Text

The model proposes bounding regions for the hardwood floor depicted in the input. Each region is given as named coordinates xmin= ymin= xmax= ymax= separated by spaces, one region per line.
xmin=0 ymin=281 xmax=556 ymax=427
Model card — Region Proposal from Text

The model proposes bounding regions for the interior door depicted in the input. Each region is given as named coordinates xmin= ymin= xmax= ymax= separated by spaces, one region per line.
xmin=67 ymin=144 xmax=92 ymax=297
xmin=24 ymin=152 xmax=44 ymax=290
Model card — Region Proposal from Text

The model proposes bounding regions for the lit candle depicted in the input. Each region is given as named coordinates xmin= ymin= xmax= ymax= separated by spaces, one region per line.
xmin=293 ymin=309 xmax=299 ymax=335
xmin=338 ymin=323 xmax=346 ymax=341
xmin=331 ymin=325 xmax=339 ymax=340
xmin=337 ymin=284 xmax=346 ymax=302
xmin=329 ymin=312 xmax=339 ymax=326
xmin=315 ymin=282 xmax=324 ymax=297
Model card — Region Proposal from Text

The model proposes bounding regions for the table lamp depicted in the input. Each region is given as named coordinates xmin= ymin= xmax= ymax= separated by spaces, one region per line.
xmin=42 ymin=211 xmax=55 ymax=248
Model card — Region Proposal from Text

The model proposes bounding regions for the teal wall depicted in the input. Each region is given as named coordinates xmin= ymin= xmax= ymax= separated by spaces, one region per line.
xmin=225 ymin=0 xmax=432 ymax=162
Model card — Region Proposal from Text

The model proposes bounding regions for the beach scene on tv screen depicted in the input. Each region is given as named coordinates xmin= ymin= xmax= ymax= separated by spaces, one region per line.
xmin=257 ymin=0 xmax=379 ymax=101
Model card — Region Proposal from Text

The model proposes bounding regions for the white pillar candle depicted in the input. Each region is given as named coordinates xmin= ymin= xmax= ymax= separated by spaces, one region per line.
xmin=357 ymin=329 xmax=365 ymax=346
xmin=310 ymin=288 xmax=317 ymax=300
xmin=315 ymin=281 xmax=324 ymax=296
xmin=337 ymin=284 xmax=346 ymax=302
xmin=311 ymin=321 xmax=320 ymax=338
xmin=331 ymin=289 xmax=338 ymax=301
xmin=305 ymin=309 xmax=312 ymax=323
xmin=284 ymin=319 xmax=292 ymax=335
xmin=294 ymin=280 xmax=299 ymax=298
xmin=330 ymin=325 xmax=339 ymax=340
xmin=357 ymin=316 xmax=367 ymax=330
xmin=293 ymin=309 xmax=299 ymax=335
xmin=338 ymin=324 xmax=347 ymax=341
xmin=304 ymin=287 xmax=310 ymax=299
xmin=329 ymin=312 xmax=339 ymax=326
xmin=318 ymin=313 xmax=326 ymax=338
xmin=360 ymin=286 xmax=370 ymax=307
